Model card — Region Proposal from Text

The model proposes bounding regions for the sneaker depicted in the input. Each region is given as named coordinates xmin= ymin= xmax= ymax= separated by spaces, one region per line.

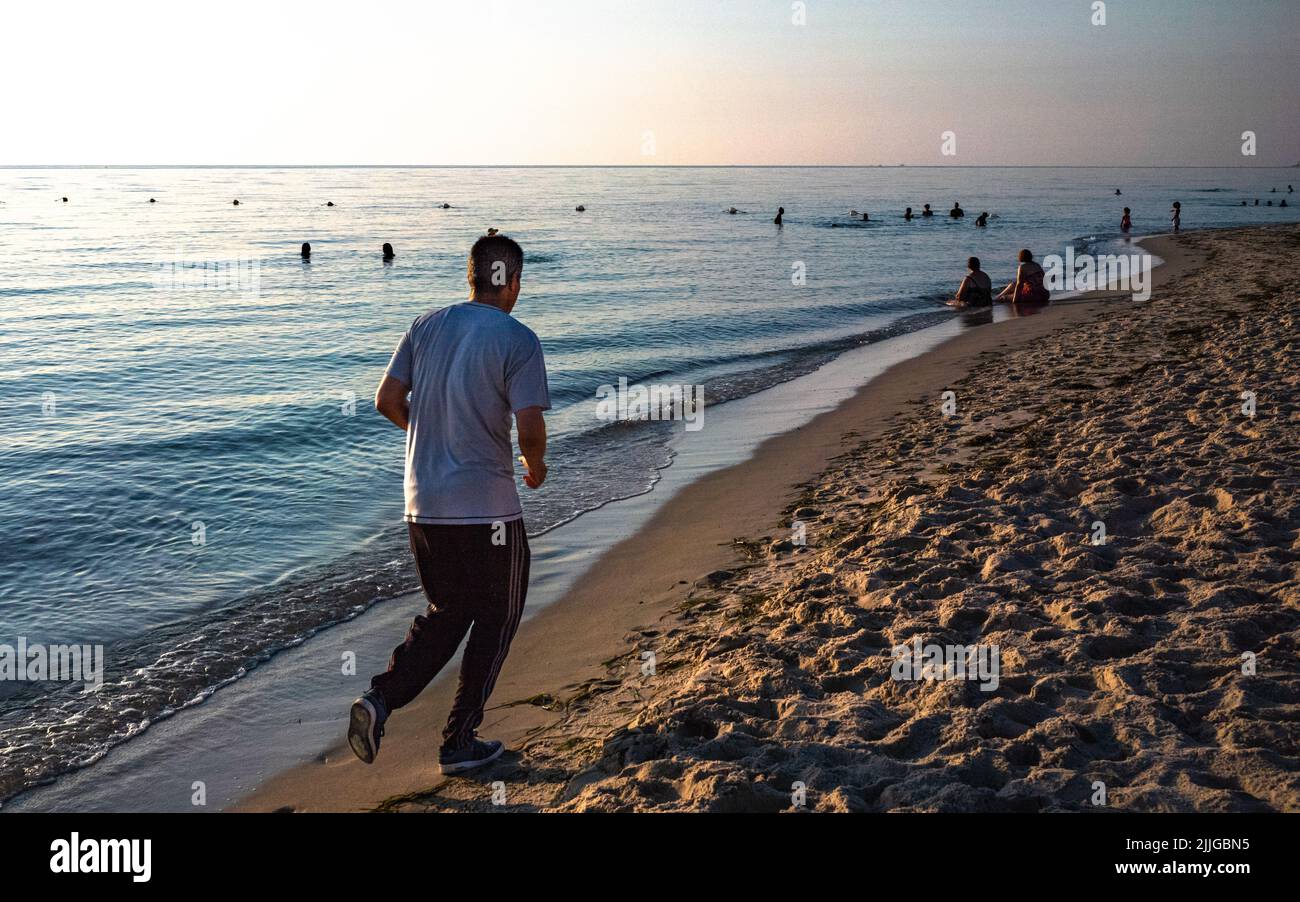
xmin=348 ymin=690 xmax=387 ymax=764
xmin=439 ymin=737 xmax=504 ymax=774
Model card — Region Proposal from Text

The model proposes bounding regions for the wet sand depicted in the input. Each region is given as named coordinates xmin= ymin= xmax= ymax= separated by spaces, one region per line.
xmin=236 ymin=225 xmax=1298 ymax=813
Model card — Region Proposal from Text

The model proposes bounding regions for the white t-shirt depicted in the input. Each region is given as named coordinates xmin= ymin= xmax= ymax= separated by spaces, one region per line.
xmin=385 ymin=301 xmax=551 ymax=525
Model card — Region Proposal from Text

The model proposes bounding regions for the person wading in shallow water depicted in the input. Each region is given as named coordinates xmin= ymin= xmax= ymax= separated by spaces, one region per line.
xmin=348 ymin=233 xmax=552 ymax=775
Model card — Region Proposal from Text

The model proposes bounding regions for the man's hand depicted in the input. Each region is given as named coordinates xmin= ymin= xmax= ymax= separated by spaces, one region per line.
xmin=519 ymin=455 xmax=548 ymax=489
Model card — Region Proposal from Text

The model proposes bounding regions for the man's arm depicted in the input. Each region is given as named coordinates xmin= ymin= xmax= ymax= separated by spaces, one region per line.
xmin=375 ymin=374 xmax=410 ymax=430
xmin=515 ymin=406 xmax=547 ymax=489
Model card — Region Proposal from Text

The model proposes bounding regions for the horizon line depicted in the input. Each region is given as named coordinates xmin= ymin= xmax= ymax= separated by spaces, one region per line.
xmin=3 ymin=164 xmax=1299 ymax=171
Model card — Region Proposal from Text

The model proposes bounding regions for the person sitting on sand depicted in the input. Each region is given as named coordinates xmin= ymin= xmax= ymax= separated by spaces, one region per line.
xmin=774 ymin=207 xmax=784 ymax=225
xmin=948 ymin=256 xmax=992 ymax=308
xmin=904 ymin=207 xmax=913 ymax=221
xmin=350 ymin=233 xmax=551 ymax=776
xmin=975 ymin=211 xmax=988 ymax=227
xmin=995 ymin=249 xmax=1051 ymax=305
xmin=949 ymin=202 xmax=964 ymax=218
xmin=1170 ymin=201 xmax=1181 ymax=232
xmin=1121 ymin=207 xmax=1132 ymax=233
xmin=922 ymin=204 xmax=934 ymax=217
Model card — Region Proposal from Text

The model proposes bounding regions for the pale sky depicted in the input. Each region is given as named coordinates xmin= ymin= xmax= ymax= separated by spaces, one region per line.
xmin=4 ymin=0 xmax=1297 ymax=166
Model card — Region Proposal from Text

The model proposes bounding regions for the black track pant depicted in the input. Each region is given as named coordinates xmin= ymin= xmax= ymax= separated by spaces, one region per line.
xmin=370 ymin=519 xmax=530 ymax=751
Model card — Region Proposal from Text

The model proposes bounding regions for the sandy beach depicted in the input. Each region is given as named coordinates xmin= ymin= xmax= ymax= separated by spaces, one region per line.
xmin=237 ymin=224 xmax=1299 ymax=814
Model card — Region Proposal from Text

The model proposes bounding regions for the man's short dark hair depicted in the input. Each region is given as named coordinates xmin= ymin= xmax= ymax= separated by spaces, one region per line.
xmin=968 ymin=256 xmax=981 ymax=271
xmin=468 ymin=235 xmax=524 ymax=294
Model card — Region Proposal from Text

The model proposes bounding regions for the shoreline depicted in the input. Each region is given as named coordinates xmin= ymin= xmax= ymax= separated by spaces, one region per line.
xmin=232 ymin=225 xmax=1230 ymax=813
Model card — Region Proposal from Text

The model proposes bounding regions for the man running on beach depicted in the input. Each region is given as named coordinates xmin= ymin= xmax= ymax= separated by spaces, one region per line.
xmin=348 ymin=233 xmax=550 ymax=774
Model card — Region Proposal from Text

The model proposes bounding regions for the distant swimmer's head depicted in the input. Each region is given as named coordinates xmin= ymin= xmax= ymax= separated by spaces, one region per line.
xmin=326 ymin=201 xmax=335 ymax=207
xmin=923 ymin=204 xmax=931 ymax=210
xmin=778 ymin=207 xmax=785 ymax=214
xmin=301 ymin=242 xmax=311 ymax=258
xmin=382 ymin=242 xmax=395 ymax=259
xmin=1123 ymin=207 xmax=1130 ymax=215
xmin=1172 ymin=201 xmax=1181 ymax=209
xmin=575 ymin=204 xmax=586 ymax=212
xmin=468 ymin=233 xmax=524 ymax=311
xmin=1115 ymin=189 xmax=1122 ymax=195
xmin=1018 ymin=249 xmax=1034 ymax=263
xmin=968 ymin=256 xmax=981 ymax=272
xmin=233 ymin=199 xmax=240 ymax=206
xmin=905 ymin=207 xmax=912 ymax=214
xmin=149 ymin=198 xmax=156 ymax=203
xmin=441 ymin=203 xmax=451 ymax=209
xmin=61 ymin=197 xmax=68 ymax=202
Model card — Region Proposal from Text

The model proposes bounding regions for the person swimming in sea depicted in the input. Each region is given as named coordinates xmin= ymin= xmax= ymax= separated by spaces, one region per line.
xmin=921 ymin=204 xmax=934 ymax=217
xmin=383 ymin=242 xmax=395 ymax=260
xmin=1115 ymin=189 xmax=1122 ymax=195
xmin=975 ymin=211 xmax=988 ymax=227
xmin=774 ymin=206 xmax=784 ymax=225
xmin=949 ymin=202 xmax=964 ymax=218
xmin=1170 ymin=201 xmax=1181 ymax=232
xmin=995 ymin=249 xmax=1050 ymax=305
xmin=149 ymin=198 xmax=156 ymax=203
xmin=1121 ymin=207 xmax=1132 ymax=233
xmin=575 ymin=205 xmax=585 ymax=212
xmin=1282 ymin=199 xmax=1289 ymax=207
xmin=440 ymin=203 xmax=451 ymax=209
xmin=301 ymin=242 xmax=311 ymax=259
xmin=948 ymin=256 xmax=993 ymax=308
xmin=326 ymin=201 xmax=335 ymax=207
xmin=904 ymin=207 xmax=913 ymax=221
xmin=233 ymin=199 xmax=240 ymax=206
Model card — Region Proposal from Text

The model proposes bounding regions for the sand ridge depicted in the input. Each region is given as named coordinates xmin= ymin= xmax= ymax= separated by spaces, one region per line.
xmin=382 ymin=226 xmax=1299 ymax=813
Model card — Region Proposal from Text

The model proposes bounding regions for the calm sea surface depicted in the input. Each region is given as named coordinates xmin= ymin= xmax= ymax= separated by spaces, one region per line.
xmin=1 ymin=165 xmax=1296 ymax=800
